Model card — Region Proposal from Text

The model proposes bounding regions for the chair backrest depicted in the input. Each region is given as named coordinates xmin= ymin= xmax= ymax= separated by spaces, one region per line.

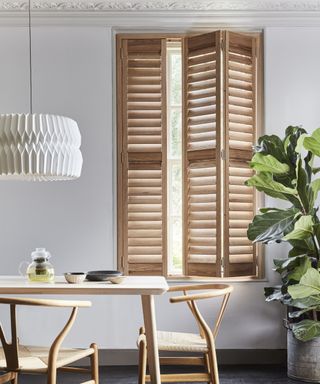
xmin=168 ymin=284 xmax=233 ymax=341
xmin=0 ymin=297 xmax=91 ymax=372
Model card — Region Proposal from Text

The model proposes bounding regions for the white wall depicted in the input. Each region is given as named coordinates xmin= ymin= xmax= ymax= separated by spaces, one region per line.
xmin=0 ymin=23 xmax=320 ymax=351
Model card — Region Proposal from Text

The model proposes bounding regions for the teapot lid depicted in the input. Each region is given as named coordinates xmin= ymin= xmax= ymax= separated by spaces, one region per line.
xmin=31 ymin=248 xmax=51 ymax=261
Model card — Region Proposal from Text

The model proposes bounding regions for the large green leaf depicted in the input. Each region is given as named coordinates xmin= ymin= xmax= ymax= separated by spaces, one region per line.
xmin=312 ymin=167 xmax=320 ymax=174
xmin=259 ymin=207 xmax=283 ymax=213
xmin=313 ymin=223 xmax=320 ymax=249
xmin=287 ymin=256 xmax=312 ymax=282
xmin=292 ymin=320 xmax=320 ymax=342
xmin=289 ymin=307 xmax=318 ymax=318
xmin=273 ymin=255 xmax=312 ymax=285
xmin=255 ymin=135 xmax=288 ymax=163
xmin=304 ymin=137 xmax=320 ymax=156
xmin=304 ymin=151 xmax=314 ymax=183
xmin=312 ymin=127 xmax=320 ymax=142
xmin=247 ymin=208 xmax=299 ymax=243
xmin=311 ymin=178 xmax=320 ymax=199
xmin=288 ymin=268 xmax=320 ymax=299
xmin=264 ymin=286 xmax=287 ymax=302
xmin=303 ymin=128 xmax=320 ymax=156
xmin=283 ymin=195 xmax=305 ymax=211
xmin=273 ymin=255 xmax=307 ymax=273
xmin=288 ymin=238 xmax=316 ymax=257
xmin=291 ymin=296 xmax=320 ymax=309
xmin=245 ymin=173 xmax=297 ymax=200
xmin=285 ymin=125 xmax=307 ymax=138
xmin=284 ymin=126 xmax=308 ymax=166
xmin=283 ymin=215 xmax=314 ymax=241
xmin=296 ymin=157 xmax=313 ymax=213
xmin=296 ymin=131 xmax=315 ymax=181
xmin=296 ymin=133 xmax=308 ymax=153
xmin=250 ymin=153 xmax=290 ymax=174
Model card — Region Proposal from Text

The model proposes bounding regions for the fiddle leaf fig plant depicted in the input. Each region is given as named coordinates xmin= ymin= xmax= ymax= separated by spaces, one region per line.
xmin=246 ymin=126 xmax=320 ymax=342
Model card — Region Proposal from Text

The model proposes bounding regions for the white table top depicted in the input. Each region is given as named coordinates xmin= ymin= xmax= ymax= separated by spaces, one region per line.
xmin=0 ymin=276 xmax=169 ymax=296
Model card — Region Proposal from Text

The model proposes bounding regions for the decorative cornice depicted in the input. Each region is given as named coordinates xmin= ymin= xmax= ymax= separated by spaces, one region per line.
xmin=2 ymin=0 xmax=320 ymax=28
xmin=2 ymin=0 xmax=320 ymax=12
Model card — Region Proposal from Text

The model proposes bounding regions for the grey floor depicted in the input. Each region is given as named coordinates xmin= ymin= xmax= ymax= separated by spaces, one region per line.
xmin=17 ymin=365 xmax=302 ymax=383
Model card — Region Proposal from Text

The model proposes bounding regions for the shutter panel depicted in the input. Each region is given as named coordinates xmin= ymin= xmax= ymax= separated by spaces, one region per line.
xmin=117 ymin=37 xmax=167 ymax=275
xmin=183 ymin=32 xmax=222 ymax=277
xmin=223 ymin=32 xmax=260 ymax=277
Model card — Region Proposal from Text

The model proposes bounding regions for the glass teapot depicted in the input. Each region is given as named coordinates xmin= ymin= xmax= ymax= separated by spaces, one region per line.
xmin=19 ymin=248 xmax=55 ymax=283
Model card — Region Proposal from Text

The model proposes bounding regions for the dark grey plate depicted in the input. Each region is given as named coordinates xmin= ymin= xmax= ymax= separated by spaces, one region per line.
xmin=86 ymin=270 xmax=123 ymax=282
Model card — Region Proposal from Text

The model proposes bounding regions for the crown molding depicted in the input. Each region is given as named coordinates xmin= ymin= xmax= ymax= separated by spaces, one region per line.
xmin=1 ymin=0 xmax=320 ymax=12
xmin=1 ymin=1 xmax=320 ymax=27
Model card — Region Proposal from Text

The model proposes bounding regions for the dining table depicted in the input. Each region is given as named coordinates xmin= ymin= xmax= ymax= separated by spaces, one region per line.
xmin=0 ymin=275 xmax=169 ymax=384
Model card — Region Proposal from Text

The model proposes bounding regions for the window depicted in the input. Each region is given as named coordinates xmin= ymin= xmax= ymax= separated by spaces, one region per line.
xmin=117 ymin=31 xmax=263 ymax=278
xmin=167 ymin=42 xmax=183 ymax=275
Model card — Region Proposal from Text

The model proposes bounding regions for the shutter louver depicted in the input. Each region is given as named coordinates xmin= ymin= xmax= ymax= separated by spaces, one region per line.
xmin=118 ymin=37 xmax=167 ymax=275
xmin=183 ymin=32 xmax=222 ymax=277
xmin=223 ymin=32 xmax=260 ymax=277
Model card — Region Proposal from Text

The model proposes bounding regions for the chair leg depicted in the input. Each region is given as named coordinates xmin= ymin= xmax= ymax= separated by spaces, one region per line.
xmin=47 ymin=367 xmax=57 ymax=384
xmin=138 ymin=333 xmax=147 ymax=384
xmin=204 ymin=353 xmax=211 ymax=384
xmin=10 ymin=374 xmax=18 ymax=384
xmin=90 ymin=343 xmax=99 ymax=383
xmin=207 ymin=344 xmax=219 ymax=384
xmin=0 ymin=371 xmax=17 ymax=384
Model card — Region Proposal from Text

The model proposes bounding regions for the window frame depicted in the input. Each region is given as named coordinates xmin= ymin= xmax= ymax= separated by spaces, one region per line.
xmin=116 ymin=32 xmax=265 ymax=281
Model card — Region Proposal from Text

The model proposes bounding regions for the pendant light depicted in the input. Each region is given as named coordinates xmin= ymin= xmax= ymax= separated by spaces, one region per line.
xmin=0 ymin=0 xmax=83 ymax=181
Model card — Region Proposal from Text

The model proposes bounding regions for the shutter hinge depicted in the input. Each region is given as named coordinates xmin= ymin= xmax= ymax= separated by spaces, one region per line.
xmin=221 ymin=149 xmax=226 ymax=160
xmin=121 ymin=152 xmax=126 ymax=164
xmin=120 ymin=47 xmax=124 ymax=60
xmin=221 ymin=257 xmax=225 ymax=276
xmin=120 ymin=256 xmax=124 ymax=269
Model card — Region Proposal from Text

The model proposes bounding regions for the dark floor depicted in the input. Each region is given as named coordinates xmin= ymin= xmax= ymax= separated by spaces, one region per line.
xmin=17 ymin=365 xmax=302 ymax=383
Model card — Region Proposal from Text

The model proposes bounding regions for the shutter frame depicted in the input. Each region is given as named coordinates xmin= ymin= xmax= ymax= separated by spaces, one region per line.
xmin=223 ymin=31 xmax=262 ymax=277
xmin=183 ymin=31 xmax=222 ymax=277
xmin=117 ymin=35 xmax=167 ymax=276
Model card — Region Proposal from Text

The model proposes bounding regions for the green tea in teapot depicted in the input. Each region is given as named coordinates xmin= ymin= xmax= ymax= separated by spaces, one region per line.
xmin=20 ymin=248 xmax=55 ymax=283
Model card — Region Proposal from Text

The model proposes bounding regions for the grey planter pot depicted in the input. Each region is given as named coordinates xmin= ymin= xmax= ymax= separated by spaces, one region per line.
xmin=288 ymin=330 xmax=320 ymax=382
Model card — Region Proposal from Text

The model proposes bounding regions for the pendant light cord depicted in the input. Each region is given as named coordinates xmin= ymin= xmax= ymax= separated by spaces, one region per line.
xmin=28 ymin=0 xmax=33 ymax=114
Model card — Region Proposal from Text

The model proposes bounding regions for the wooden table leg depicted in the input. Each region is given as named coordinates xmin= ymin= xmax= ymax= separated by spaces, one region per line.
xmin=141 ymin=295 xmax=161 ymax=384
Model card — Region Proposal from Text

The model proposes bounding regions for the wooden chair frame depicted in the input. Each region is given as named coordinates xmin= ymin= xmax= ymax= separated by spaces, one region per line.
xmin=0 ymin=297 xmax=99 ymax=384
xmin=138 ymin=283 xmax=233 ymax=384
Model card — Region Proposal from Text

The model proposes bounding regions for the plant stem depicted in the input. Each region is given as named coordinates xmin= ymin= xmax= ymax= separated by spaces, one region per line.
xmin=297 ymin=195 xmax=307 ymax=215
xmin=313 ymin=309 xmax=318 ymax=322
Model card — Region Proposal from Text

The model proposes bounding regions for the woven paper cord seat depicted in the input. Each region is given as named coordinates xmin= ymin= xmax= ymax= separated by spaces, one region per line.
xmin=0 ymin=345 xmax=94 ymax=373
xmin=157 ymin=331 xmax=208 ymax=353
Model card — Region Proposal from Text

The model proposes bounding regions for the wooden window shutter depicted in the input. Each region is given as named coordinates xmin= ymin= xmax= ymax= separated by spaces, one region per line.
xmin=183 ymin=32 xmax=222 ymax=277
xmin=223 ymin=31 xmax=261 ymax=277
xmin=117 ymin=37 xmax=167 ymax=275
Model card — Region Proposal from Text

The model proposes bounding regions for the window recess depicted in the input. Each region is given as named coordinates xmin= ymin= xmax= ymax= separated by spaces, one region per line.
xmin=117 ymin=31 xmax=263 ymax=279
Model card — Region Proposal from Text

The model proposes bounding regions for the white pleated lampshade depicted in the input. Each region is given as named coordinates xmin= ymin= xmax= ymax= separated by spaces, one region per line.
xmin=0 ymin=114 xmax=83 ymax=181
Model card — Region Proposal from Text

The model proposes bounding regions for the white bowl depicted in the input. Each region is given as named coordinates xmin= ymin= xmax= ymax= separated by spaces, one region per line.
xmin=109 ymin=276 xmax=126 ymax=284
xmin=64 ymin=272 xmax=86 ymax=284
